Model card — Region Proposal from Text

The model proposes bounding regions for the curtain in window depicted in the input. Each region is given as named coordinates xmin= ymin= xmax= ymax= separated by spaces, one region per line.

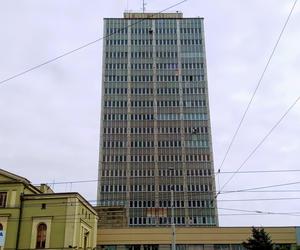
xmin=36 ymin=223 xmax=47 ymax=249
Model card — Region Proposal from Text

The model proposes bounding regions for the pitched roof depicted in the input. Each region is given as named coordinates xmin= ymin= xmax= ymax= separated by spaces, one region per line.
xmin=0 ymin=168 xmax=41 ymax=194
xmin=0 ymin=168 xmax=31 ymax=183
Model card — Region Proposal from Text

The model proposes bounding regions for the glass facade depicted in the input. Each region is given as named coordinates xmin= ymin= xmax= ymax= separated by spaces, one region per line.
xmin=98 ymin=13 xmax=218 ymax=226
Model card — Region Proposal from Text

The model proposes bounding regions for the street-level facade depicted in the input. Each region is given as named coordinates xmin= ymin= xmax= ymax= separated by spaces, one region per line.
xmin=0 ymin=169 xmax=98 ymax=249
xmin=97 ymin=227 xmax=300 ymax=250
xmin=98 ymin=12 xmax=218 ymax=227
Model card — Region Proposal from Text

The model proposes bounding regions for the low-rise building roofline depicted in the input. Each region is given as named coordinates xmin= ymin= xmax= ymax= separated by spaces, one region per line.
xmin=23 ymin=192 xmax=98 ymax=216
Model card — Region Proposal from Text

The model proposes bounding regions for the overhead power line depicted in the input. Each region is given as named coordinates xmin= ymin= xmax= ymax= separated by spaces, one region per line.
xmin=219 ymin=180 xmax=300 ymax=195
xmin=217 ymin=0 xmax=298 ymax=174
xmin=35 ymin=168 xmax=300 ymax=186
xmin=216 ymin=169 xmax=300 ymax=174
xmin=6 ymin=196 xmax=300 ymax=210
xmin=218 ymin=197 xmax=300 ymax=202
xmin=6 ymin=210 xmax=300 ymax=224
xmin=218 ymin=207 xmax=300 ymax=217
xmin=218 ymin=213 xmax=298 ymax=217
xmin=46 ymin=179 xmax=99 ymax=185
xmin=220 ymin=189 xmax=300 ymax=193
xmin=0 ymin=0 xmax=187 ymax=86
xmin=218 ymin=95 xmax=300 ymax=194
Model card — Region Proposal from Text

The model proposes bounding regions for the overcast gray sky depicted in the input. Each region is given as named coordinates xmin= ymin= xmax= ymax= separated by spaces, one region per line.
xmin=0 ymin=0 xmax=300 ymax=226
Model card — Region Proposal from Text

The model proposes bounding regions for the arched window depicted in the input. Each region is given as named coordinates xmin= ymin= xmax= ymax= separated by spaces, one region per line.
xmin=36 ymin=223 xmax=47 ymax=249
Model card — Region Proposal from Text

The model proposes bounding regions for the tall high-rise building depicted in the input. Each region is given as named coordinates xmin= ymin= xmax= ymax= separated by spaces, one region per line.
xmin=98 ymin=12 xmax=218 ymax=227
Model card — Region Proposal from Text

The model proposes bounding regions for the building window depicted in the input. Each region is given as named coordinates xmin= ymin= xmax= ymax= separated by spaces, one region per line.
xmin=0 ymin=192 xmax=7 ymax=208
xmin=36 ymin=223 xmax=47 ymax=249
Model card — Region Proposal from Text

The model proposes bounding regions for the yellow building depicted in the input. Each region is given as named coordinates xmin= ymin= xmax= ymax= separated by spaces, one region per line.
xmin=0 ymin=169 xmax=98 ymax=249
xmin=97 ymin=227 xmax=300 ymax=250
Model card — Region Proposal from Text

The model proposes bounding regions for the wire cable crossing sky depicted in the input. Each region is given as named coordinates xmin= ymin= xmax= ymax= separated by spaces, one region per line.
xmin=216 ymin=0 xmax=298 ymax=175
xmin=0 ymin=0 xmax=187 ymax=86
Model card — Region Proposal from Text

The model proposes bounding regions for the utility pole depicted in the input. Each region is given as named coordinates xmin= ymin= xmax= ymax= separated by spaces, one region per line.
xmin=169 ymin=168 xmax=176 ymax=250
xmin=171 ymin=185 xmax=176 ymax=250
xmin=142 ymin=0 xmax=146 ymax=13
